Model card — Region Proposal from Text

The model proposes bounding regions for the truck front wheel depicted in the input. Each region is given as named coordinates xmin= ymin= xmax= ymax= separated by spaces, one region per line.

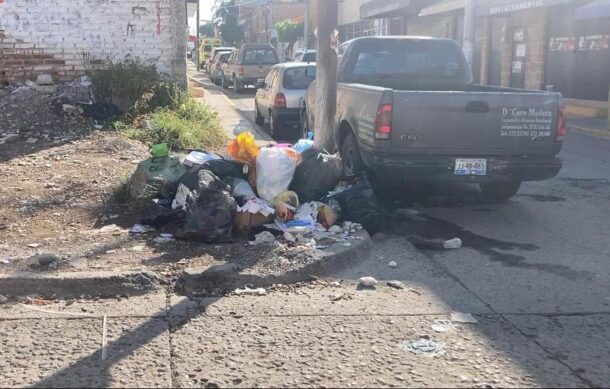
xmin=480 ymin=182 xmax=521 ymax=202
xmin=341 ymin=133 xmax=365 ymax=175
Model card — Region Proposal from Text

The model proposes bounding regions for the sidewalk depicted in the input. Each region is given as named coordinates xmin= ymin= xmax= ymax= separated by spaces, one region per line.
xmin=567 ymin=116 xmax=610 ymax=138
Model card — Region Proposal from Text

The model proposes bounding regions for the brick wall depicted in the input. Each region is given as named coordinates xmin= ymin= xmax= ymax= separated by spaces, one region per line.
xmin=0 ymin=0 xmax=186 ymax=86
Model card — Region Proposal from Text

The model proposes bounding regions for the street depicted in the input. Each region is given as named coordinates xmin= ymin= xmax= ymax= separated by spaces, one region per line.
xmin=1 ymin=71 xmax=609 ymax=387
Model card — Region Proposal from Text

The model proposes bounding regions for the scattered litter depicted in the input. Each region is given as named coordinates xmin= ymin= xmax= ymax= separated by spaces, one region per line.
xmin=443 ymin=237 xmax=462 ymax=249
xmin=131 ymin=245 xmax=146 ymax=252
xmin=388 ymin=261 xmax=398 ymax=268
xmin=234 ymin=287 xmax=267 ymax=296
xmin=256 ymin=147 xmax=298 ymax=203
xmin=431 ymin=319 xmax=454 ymax=333
xmin=27 ymin=243 xmax=41 ymax=248
xmin=401 ymin=338 xmax=446 ymax=356
xmin=26 ymin=137 xmax=38 ymax=144
xmin=450 ymin=311 xmax=478 ymax=324
xmin=171 ymin=183 xmax=190 ymax=210
xmin=0 ymin=258 xmax=10 ymax=265
xmin=284 ymin=232 xmax=297 ymax=242
xmin=227 ymin=177 xmax=257 ymax=201
xmin=182 ymin=150 xmax=221 ymax=167
xmin=387 ymin=280 xmax=405 ymax=289
xmin=129 ymin=224 xmax=156 ymax=234
xmin=153 ymin=233 xmax=174 ymax=244
xmin=330 ymin=292 xmax=346 ymax=301
xmin=328 ymin=225 xmax=343 ymax=234
xmin=340 ymin=242 xmax=352 ymax=247
xmin=27 ymin=253 xmax=60 ymax=269
xmin=358 ymin=276 xmax=378 ymax=287
xmin=238 ymin=198 xmax=274 ymax=217
xmin=250 ymin=231 xmax=276 ymax=245
xmin=98 ymin=224 xmax=125 ymax=234
xmin=105 ymin=250 xmax=117 ymax=254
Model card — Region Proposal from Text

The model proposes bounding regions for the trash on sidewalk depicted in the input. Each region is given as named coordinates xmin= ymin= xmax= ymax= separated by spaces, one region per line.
xmin=322 ymin=172 xmax=384 ymax=235
xmin=250 ymin=231 xmax=276 ymax=245
xmin=317 ymin=203 xmax=338 ymax=229
xmin=292 ymin=139 xmax=314 ymax=153
xmin=141 ymin=199 xmax=185 ymax=228
xmin=401 ymin=338 xmax=446 ymax=356
xmin=171 ymin=183 xmax=191 ymax=210
xmin=150 ymin=143 xmax=169 ymax=158
xmin=256 ymin=147 xmax=298 ymax=203
xmin=97 ymin=224 xmax=126 ymax=234
xmin=449 ymin=311 xmax=479 ymax=324
xmin=443 ymin=237 xmax=463 ymax=249
xmin=176 ymin=170 xmax=236 ymax=243
xmin=182 ymin=150 xmax=221 ymax=167
xmin=234 ymin=286 xmax=267 ymax=296
xmin=129 ymin=224 xmax=156 ymax=234
xmin=27 ymin=253 xmax=60 ymax=269
xmin=431 ymin=319 xmax=454 ymax=333
xmin=0 ymin=258 xmax=10 ymax=265
xmin=274 ymin=191 xmax=299 ymax=222
xmin=226 ymin=177 xmax=257 ymax=201
xmin=153 ymin=233 xmax=174 ymax=244
xmin=128 ymin=156 xmax=188 ymax=200
xmin=227 ymin=131 xmax=258 ymax=165
xmin=358 ymin=276 xmax=378 ymax=287
xmin=388 ymin=261 xmax=398 ymax=268
xmin=290 ymin=149 xmax=342 ymax=203
xmin=387 ymin=280 xmax=405 ymax=289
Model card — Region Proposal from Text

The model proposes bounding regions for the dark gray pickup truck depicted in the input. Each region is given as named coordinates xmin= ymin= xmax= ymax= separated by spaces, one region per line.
xmin=304 ymin=36 xmax=566 ymax=201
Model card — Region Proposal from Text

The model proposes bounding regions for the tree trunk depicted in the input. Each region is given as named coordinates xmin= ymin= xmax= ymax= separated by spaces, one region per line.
xmin=314 ymin=0 xmax=338 ymax=152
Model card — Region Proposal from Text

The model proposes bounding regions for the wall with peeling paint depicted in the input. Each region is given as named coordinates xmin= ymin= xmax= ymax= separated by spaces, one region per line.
xmin=0 ymin=0 xmax=186 ymax=85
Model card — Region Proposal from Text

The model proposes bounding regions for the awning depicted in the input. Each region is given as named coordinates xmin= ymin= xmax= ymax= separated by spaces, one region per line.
xmin=475 ymin=0 xmax=572 ymax=16
xmin=575 ymin=0 xmax=610 ymax=19
xmin=419 ymin=0 xmax=465 ymax=16
xmin=360 ymin=0 xmax=411 ymax=19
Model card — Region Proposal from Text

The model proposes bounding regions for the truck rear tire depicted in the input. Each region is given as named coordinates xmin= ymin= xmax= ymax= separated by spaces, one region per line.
xmin=341 ymin=133 xmax=365 ymax=175
xmin=480 ymin=182 xmax=521 ymax=202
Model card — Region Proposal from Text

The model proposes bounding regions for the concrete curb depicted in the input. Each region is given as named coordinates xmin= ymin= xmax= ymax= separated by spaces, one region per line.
xmin=0 ymin=270 xmax=161 ymax=298
xmin=176 ymin=230 xmax=373 ymax=295
xmin=568 ymin=124 xmax=610 ymax=139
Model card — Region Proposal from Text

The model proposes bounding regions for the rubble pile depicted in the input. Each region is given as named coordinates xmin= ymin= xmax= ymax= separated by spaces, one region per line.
xmin=0 ymin=77 xmax=104 ymax=148
xmin=122 ymin=131 xmax=383 ymax=258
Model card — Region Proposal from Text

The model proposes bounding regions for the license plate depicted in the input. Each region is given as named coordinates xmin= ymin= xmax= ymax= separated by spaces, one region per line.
xmin=454 ymin=158 xmax=487 ymax=176
xmin=256 ymin=78 xmax=264 ymax=84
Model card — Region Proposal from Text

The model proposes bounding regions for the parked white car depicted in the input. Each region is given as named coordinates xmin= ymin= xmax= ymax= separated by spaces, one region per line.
xmin=254 ymin=62 xmax=316 ymax=138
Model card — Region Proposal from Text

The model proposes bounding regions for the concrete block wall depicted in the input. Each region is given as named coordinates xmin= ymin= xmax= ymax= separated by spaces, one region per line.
xmin=0 ymin=0 xmax=186 ymax=86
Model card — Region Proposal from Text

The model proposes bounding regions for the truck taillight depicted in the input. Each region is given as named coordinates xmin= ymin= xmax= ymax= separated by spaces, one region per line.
xmin=238 ymin=66 xmax=244 ymax=76
xmin=556 ymin=105 xmax=566 ymax=141
xmin=374 ymin=103 xmax=392 ymax=140
xmin=275 ymin=93 xmax=286 ymax=109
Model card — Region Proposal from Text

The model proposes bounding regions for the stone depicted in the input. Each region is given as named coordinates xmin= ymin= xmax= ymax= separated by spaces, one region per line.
xmin=386 ymin=280 xmax=405 ymax=289
xmin=27 ymin=253 xmax=60 ymax=269
xmin=358 ymin=276 xmax=378 ymax=287
xmin=388 ymin=260 xmax=398 ymax=267
xmin=36 ymin=74 xmax=54 ymax=85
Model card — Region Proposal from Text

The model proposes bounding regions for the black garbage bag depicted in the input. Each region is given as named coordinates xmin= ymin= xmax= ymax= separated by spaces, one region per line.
xmin=178 ymin=158 xmax=246 ymax=191
xmin=176 ymin=169 xmax=237 ymax=242
xmin=290 ymin=149 xmax=342 ymax=202
xmin=321 ymin=172 xmax=384 ymax=235
xmin=128 ymin=157 xmax=188 ymax=200
xmin=140 ymin=199 xmax=185 ymax=228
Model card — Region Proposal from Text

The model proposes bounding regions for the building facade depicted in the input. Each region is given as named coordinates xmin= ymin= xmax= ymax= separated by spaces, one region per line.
xmin=0 ymin=0 xmax=188 ymax=86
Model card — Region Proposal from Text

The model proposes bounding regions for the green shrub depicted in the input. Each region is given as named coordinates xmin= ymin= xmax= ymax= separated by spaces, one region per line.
xmin=128 ymin=82 xmax=189 ymax=119
xmin=90 ymin=59 xmax=160 ymax=107
xmin=124 ymin=98 xmax=227 ymax=151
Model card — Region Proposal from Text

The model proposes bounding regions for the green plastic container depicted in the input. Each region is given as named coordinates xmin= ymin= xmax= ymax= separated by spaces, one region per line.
xmin=150 ymin=143 xmax=169 ymax=158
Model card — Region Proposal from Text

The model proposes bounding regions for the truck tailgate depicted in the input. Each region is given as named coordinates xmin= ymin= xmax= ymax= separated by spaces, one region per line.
xmin=390 ymin=91 xmax=559 ymax=156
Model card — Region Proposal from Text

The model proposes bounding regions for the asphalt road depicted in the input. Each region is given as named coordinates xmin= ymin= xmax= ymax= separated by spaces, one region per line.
xmin=190 ymin=69 xmax=610 ymax=386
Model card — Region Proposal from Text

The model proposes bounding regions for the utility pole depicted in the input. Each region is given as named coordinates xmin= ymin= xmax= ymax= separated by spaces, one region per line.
xmin=314 ymin=0 xmax=338 ymax=152
xmin=196 ymin=3 xmax=200 ymax=71
xmin=304 ymin=0 xmax=310 ymax=49
xmin=463 ymin=0 xmax=475 ymax=68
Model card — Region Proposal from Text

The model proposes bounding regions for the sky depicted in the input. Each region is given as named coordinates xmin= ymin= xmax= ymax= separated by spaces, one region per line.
xmin=188 ymin=0 xmax=215 ymax=35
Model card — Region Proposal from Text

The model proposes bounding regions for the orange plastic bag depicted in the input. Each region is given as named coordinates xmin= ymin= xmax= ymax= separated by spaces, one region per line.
xmin=227 ymin=131 xmax=258 ymax=165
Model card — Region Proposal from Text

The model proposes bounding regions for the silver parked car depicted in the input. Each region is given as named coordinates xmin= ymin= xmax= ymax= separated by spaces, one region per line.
xmin=254 ymin=63 xmax=316 ymax=137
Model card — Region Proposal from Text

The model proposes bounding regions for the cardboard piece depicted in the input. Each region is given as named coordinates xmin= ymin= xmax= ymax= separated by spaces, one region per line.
xmin=234 ymin=211 xmax=275 ymax=229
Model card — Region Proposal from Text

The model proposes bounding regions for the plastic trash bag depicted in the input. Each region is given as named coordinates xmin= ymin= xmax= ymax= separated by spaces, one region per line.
xmin=128 ymin=157 xmax=188 ymax=200
xmin=256 ymin=147 xmax=298 ymax=203
xmin=290 ymin=149 xmax=342 ymax=202
xmin=321 ymin=172 xmax=384 ymax=235
xmin=227 ymin=131 xmax=258 ymax=165
xmin=141 ymin=199 xmax=185 ymax=228
xmin=223 ymin=177 xmax=257 ymax=201
xmin=176 ymin=169 xmax=237 ymax=242
xmin=292 ymin=139 xmax=314 ymax=154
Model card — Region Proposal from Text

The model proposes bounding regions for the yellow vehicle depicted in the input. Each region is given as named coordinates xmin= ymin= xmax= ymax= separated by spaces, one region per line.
xmin=199 ymin=38 xmax=222 ymax=68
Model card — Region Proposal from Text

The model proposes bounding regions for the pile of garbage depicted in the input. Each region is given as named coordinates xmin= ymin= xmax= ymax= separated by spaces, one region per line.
xmin=125 ymin=132 xmax=384 ymax=246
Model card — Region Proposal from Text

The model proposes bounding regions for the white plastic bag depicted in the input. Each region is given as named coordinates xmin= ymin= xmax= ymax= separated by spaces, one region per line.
xmin=256 ymin=148 xmax=298 ymax=203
